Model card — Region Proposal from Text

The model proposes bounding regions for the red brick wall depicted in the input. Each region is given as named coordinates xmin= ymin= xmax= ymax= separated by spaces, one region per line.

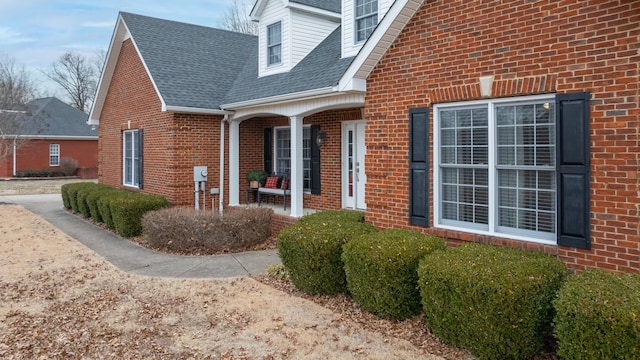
xmin=98 ymin=39 xmax=223 ymax=206
xmin=365 ymin=0 xmax=639 ymax=272
xmin=0 ymin=139 xmax=97 ymax=177
xmin=238 ymin=108 xmax=362 ymax=210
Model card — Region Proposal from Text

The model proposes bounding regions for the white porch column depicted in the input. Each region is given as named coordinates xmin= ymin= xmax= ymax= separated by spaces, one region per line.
xmin=229 ymin=120 xmax=240 ymax=206
xmin=289 ymin=115 xmax=304 ymax=217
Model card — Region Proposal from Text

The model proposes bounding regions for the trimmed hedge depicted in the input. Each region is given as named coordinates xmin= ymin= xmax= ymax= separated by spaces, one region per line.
xmin=76 ymin=184 xmax=104 ymax=218
xmin=278 ymin=210 xmax=377 ymax=295
xmin=110 ymin=193 xmax=170 ymax=237
xmin=418 ymin=243 xmax=567 ymax=360
xmin=61 ymin=183 xmax=73 ymax=210
xmin=97 ymin=193 xmax=124 ymax=229
xmin=342 ymin=229 xmax=446 ymax=319
xmin=553 ymin=269 xmax=640 ymax=360
xmin=86 ymin=187 xmax=122 ymax=223
xmin=64 ymin=182 xmax=97 ymax=213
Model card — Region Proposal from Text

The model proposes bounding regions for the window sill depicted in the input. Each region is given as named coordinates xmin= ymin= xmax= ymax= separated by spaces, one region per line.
xmin=434 ymin=223 xmax=557 ymax=247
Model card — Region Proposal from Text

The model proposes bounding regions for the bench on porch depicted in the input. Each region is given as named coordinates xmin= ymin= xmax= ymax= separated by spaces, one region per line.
xmin=257 ymin=175 xmax=290 ymax=210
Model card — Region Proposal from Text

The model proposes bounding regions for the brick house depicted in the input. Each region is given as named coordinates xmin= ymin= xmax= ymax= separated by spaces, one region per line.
xmin=0 ymin=97 xmax=97 ymax=178
xmin=90 ymin=0 xmax=639 ymax=273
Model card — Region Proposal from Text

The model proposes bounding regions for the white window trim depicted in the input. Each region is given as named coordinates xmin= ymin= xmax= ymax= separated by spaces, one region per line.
xmin=354 ymin=0 xmax=378 ymax=44
xmin=49 ymin=144 xmax=60 ymax=166
xmin=274 ymin=125 xmax=312 ymax=192
xmin=433 ymin=94 xmax=557 ymax=246
xmin=122 ymin=129 xmax=140 ymax=188
xmin=266 ymin=21 xmax=282 ymax=67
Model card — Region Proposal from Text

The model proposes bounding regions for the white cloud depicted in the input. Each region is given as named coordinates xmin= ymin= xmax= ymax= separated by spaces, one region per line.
xmin=0 ymin=27 xmax=34 ymax=45
xmin=82 ymin=21 xmax=114 ymax=28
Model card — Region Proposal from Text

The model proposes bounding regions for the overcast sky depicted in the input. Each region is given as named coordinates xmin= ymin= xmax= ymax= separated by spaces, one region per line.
xmin=0 ymin=0 xmax=238 ymax=98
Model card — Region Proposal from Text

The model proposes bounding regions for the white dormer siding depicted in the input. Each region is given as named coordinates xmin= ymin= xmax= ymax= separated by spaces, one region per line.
xmin=342 ymin=0 xmax=393 ymax=58
xmin=256 ymin=0 xmax=340 ymax=78
xmin=291 ymin=11 xmax=340 ymax=66
xmin=259 ymin=0 xmax=290 ymax=77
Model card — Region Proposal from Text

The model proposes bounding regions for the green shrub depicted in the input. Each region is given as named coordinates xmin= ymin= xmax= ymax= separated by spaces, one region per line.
xmin=76 ymin=183 xmax=108 ymax=218
xmin=86 ymin=187 xmax=122 ymax=223
xmin=65 ymin=182 xmax=96 ymax=213
xmin=97 ymin=192 xmax=127 ymax=229
xmin=418 ymin=243 xmax=567 ymax=360
xmin=61 ymin=183 xmax=72 ymax=209
xmin=142 ymin=206 xmax=272 ymax=254
xmin=278 ymin=210 xmax=377 ymax=295
xmin=342 ymin=229 xmax=446 ymax=320
xmin=16 ymin=169 xmax=67 ymax=177
xmin=110 ymin=193 xmax=170 ymax=237
xmin=553 ymin=269 xmax=640 ymax=360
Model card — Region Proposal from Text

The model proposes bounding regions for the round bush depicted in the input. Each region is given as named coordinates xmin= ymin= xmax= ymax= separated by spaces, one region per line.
xmin=278 ymin=210 xmax=377 ymax=295
xmin=86 ymin=187 xmax=121 ymax=223
xmin=553 ymin=269 xmax=640 ymax=360
xmin=76 ymin=183 xmax=108 ymax=218
xmin=65 ymin=182 xmax=96 ymax=213
xmin=418 ymin=243 xmax=567 ymax=360
xmin=342 ymin=229 xmax=446 ymax=319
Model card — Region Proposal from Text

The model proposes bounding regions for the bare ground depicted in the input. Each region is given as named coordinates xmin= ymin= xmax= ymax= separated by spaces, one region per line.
xmin=0 ymin=179 xmax=473 ymax=359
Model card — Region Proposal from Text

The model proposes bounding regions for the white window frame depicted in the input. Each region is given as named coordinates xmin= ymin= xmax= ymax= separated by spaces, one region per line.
xmin=354 ymin=0 xmax=378 ymax=43
xmin=433 ymin=94 xmax=557 ymax=245
xmin=123 ymin=129 xmax=141 ymax=188
xmin=267 ymin=21 xmax=282 ymax=66
xmin=274 ymin=126 xmax=312 ymax=191
xmin=49 ymin=144 xmax=60 ymax=166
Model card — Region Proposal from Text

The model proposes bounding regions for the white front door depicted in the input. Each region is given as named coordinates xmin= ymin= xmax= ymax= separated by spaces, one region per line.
xmin=342 ymin=121 xmax=366 ymax=210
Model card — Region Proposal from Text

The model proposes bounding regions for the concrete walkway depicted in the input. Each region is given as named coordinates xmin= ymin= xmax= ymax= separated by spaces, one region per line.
xmin=0 ymin=194 xmax=281 ymax=278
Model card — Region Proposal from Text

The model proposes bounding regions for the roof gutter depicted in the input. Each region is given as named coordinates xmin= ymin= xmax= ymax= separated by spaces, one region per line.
xmin=221 ymin=86 xmax=337 ymax=110
xmin=163 ymin=105 xmax=229 ymax=115
xmin=2 ymin=135 xmax=97 ymax=139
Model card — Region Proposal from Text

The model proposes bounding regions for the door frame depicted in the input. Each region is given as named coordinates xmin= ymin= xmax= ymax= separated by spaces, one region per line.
xmin=341 ymin=120 xmax=366 ymax=210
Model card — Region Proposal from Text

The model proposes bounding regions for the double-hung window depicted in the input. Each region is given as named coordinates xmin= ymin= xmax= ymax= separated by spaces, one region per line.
xmin=355 ymin=0 xmax=378 ymax=43
xmin=267 ymin=22 xmax=281 ymax=66
xmin=274 ymin=127 xmax=312 ymax=190
xmin=123 ymin=129 xmax=143 ymax=188
xmin=435 ymin=95 xmax=557 ymax=243
xmin=49 ymin=144 xmax=60 ymax=166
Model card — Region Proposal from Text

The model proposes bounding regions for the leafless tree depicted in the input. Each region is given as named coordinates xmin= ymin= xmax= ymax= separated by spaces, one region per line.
xmin=0 ymin=54 xmax=38 ymax=166
xmin=0 ymin=54 xmax=36 ymax=104
xmin=218 ymin=0 xmax=258 ymax=35
xmin=43 ymin=51 xmax=98 ymax=113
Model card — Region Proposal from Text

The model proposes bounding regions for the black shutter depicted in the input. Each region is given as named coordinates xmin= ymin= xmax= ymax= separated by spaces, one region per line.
xmin=137 ymin=129 xmax=144 ymax=189
xmin=310 ymin=125 xmax=321 ymax=195
xmin=556 ymin=92 xmax=590 ymax=249
xmin=264 ymin=128 xmax=273 ymax=174
xmin=409 ymin=107 xmax=429 ymax=227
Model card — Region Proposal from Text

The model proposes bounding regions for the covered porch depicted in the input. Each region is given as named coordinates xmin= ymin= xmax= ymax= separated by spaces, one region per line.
xmin=221 ymin=93 xmax=367 ymax=218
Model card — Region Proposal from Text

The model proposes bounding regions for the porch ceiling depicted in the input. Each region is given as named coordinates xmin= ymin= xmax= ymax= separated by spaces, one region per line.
xmin=229 ymin=92 xmax=365 ymax=122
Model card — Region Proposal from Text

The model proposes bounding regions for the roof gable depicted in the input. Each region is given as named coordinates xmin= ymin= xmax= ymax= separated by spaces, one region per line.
xmin=121 ymin=12 xmax=257 ymax=110
xmin=18 ymin=97 xmax=94 ymax=137
xmin=339 ymin=0 xmax=425 ymax=91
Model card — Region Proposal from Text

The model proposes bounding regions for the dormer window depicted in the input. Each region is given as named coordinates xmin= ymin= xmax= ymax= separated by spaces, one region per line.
xmin=355 ymin=0 xmax=377 ymax=43
xmin=267 ymin=21 xmax=282 ymax=66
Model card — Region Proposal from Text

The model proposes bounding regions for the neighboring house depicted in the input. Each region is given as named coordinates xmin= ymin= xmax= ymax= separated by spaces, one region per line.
xmin=90 ymin=0 xmax=639 ymax=273
xmin=0 ymin=97 xmax=98 ymax=178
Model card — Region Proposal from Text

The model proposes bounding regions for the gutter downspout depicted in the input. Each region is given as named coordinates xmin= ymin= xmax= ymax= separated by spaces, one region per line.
xmin=219 ymin=114 xmax=229 ymax=216
xmin=12 ymin=138 xmax=16 ymax=177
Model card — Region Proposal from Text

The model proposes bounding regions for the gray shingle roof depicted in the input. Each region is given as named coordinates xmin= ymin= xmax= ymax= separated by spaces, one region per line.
xmin=120 ymin=12 xmax=257 ymax=110
xmin=120 ymin=12 xmax=353 ymax=110
xmin=291 ymin=0 xmax=341 ymax=13
xmin=25 ymin=97 xmax=95 ymax=137
xmin=223 ymin=26 xmax=353 ymax=104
